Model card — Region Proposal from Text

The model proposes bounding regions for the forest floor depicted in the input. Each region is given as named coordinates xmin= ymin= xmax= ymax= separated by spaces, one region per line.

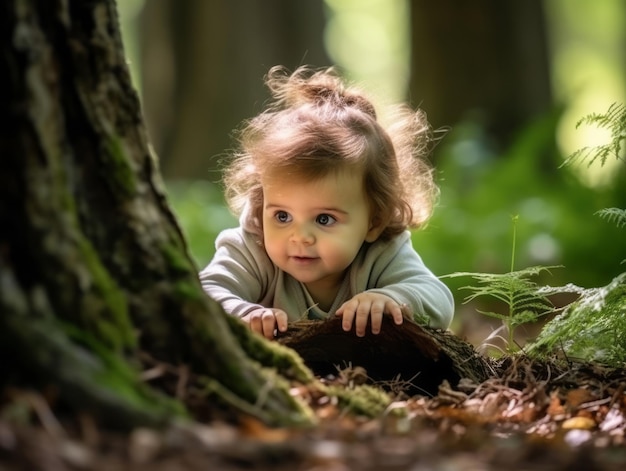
xmin=1 ymin=355 xmax=626 ymax=470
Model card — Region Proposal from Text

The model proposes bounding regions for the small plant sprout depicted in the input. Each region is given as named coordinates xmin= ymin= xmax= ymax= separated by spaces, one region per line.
xmin=443 ymin=216 xmax=563 ymax=353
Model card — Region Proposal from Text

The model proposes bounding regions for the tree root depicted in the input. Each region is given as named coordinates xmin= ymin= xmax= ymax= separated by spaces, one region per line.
xmin=277 ymin=316 xmax=492 ymax=396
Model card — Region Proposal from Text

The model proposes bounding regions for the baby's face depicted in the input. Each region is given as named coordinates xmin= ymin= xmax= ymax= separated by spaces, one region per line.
xmin=261 ymin=169 xmax=380 ymax=302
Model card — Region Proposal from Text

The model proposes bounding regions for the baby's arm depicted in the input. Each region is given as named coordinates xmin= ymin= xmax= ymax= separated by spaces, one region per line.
xmin=200 ymin=228 xmax=280 ymax=332
xmin=367 ymin=234 xmax=454 ymax=329
xmin=336 ymin=232 xmax=454 ymax=333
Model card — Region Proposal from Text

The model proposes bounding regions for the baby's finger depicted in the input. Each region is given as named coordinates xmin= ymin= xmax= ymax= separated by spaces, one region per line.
xmin=274 ymin=310 xmax=289 ymax=333
xmin=370 ymin=311 xmax=384 ymax=335
xmin=387 ymin=302 xmax=404 ymax=325
xmin=355 ymin=302 xmax=371 ymax=337
xmin=336 ymin=301 xmax=356 ymax=332
xmin=261 ymin=310 xmax=277 ymax=339
xmin=248 ymin=313 xmax=263 ymax=335
xmin=369 ymin=299 xmax=385 ymax=334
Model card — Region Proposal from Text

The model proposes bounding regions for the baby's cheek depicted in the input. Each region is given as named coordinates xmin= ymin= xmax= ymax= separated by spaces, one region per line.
xmin=264 ymin=241 xmax=283 ymax=266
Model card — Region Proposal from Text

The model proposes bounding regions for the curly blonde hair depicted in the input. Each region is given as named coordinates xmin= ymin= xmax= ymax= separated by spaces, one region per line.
xmin=223 ymin=65 xmax=438 ymax=241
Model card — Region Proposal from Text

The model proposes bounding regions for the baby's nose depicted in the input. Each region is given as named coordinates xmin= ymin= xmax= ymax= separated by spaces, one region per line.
xmin=290 ymin=223 xmax=315 ymax=244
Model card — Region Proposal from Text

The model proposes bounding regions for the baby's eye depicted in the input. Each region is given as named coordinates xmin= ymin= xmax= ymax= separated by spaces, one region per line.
xmin=316 ymin=214 xmax=336 ymax=226
xmin=274 ymin=211 xmax=292 ymax=223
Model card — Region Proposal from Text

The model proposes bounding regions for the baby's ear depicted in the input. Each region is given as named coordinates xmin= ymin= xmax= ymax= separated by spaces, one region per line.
xmin=365 ymin=216 xmax=385 ymax=242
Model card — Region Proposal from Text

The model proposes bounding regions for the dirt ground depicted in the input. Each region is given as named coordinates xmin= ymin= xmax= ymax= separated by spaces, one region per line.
xmin=2 ymin=355 xmax=626 ymax=471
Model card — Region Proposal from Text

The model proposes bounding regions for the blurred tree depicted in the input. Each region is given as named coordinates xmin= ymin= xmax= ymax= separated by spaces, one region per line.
xmin=139 ymin=0 xmax=331 ymax=180
xmin=409 ymin=0 xmax=553 ymax=156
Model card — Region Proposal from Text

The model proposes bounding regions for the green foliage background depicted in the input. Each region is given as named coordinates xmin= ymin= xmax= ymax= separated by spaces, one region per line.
xmin=412 ymin=108 xmax=626 ymax=295
xmin=166 ymin=180 xmax=236 ymax=271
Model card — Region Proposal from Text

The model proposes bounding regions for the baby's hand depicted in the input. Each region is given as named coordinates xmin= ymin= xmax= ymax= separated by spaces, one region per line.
xmin=242 ymin=308 xmax=288 ymax=340
xmin=336 ymin=293 xmax=404 ymax=337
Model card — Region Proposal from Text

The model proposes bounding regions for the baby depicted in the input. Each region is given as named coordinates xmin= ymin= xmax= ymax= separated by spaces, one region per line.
xmin=200 ymin=66 xmax=454 ymax=339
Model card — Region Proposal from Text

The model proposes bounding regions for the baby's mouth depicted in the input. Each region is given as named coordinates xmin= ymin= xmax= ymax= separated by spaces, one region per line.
xmin=291 ymin=255 xmax=317 ymax=262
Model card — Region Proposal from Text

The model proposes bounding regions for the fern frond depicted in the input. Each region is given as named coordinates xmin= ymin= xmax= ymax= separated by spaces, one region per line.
xmin=444 ymin=265 xmax=569 ymax=352
xmin=446 ymin=266 xmax=561 ymax=309
xmin=512 ymin=297 xmax=553 ymax=315
xmin=475 ymin=309 xmax=508 ymax=321
xmin=527 ymin=273 xmax=626 ymax=367
xmin=562 ymin=103 xmax=626 ymax=167
xmin=536 ymin=283 xmax=588 ymax=296
xmin=509 ymin=310 xmax=542 ymax=327
xmin=461 ymin=288 xmax=510 ymax=306
xmin=595 ymin=207 xmax=626 ymax=228
xmin=445 ymin=265 xmax=560 ymax=283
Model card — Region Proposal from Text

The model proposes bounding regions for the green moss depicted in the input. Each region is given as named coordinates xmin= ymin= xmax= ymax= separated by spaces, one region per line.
xmin=201 ymin=375 xmax=316 ymax=427
xmin=225 ymin=314 xmax=314 ymax=384
xmin=103 ymin=136 xmax=137 ymax=199
xmin=161 ymin=242 xmax=194 ymax=274
xmin=4 ymin=308 xmax=186 ymax=429
xmin=39 ymin=141 xmax=135 ymax=352
xmin=172 ymin=279 xmax=205 ymax=303
xmin=58 ymin=321 xmax=186 ymax=421
xmin=91 ymin=352 xmax=188 ymax=421
xmin=327 ymin=384 xmax=391 ymax=417
xmin=77 ymin=236 xmax=135 ymax=350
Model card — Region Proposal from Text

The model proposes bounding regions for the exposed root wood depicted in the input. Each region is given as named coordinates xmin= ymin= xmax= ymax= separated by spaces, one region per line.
xmin=277 ymin=316 xmax=492 ymax=396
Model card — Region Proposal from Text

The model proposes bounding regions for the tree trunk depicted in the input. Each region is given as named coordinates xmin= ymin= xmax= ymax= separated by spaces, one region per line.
xmin=0 ymin=0 xmax=312 ymax=429
xmin=138 ymin=0 xmax=331 ymax=180
xmin=409 ymin=0 xmax=553 ymax=154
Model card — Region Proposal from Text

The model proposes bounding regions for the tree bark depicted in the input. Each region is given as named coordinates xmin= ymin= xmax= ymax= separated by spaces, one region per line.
xmin=138 ymin=0 xmax=331 ymax=180
xmin=409 ymin=0 xmax=553 ymax=153
xmin=0 ymin=0 xmax=312 ymax=429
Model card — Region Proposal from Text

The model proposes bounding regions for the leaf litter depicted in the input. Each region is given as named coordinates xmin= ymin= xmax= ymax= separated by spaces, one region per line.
xmin=1 ymin=354 xmax=626 ymax=470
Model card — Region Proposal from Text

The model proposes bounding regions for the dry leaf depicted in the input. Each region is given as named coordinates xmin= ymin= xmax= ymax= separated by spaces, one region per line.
xmin=562 ymin=416 xmax=596 ymax=430
xmin=239 ymin=417 xmax=291 ymax=442
xmin=566 ymin=388 xmax=595 ymax=409
xmin=547 ymin=391 xmax=565 ymax=418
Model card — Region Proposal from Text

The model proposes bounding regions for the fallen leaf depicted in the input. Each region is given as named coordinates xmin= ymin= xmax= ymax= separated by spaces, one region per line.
xmin=566 ymin=388 xmax=595 ymax=409
xmin=239 ymin=417 xmax=291 ymax=442
xmin=562 ymin=416 xmax=596 ymax=430
xmin=547 ymin=391 xmax=565 ymax=418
